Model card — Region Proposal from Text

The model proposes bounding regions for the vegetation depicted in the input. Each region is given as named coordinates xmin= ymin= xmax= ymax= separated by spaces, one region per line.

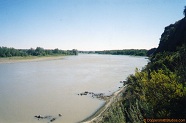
xmin=98 ymin=7 xmax=186 ymax=123
xmin=146 ymin=48 xmax=156 ymax=56
xmin=0 ymin=47 xmax=78 ymax=57
xmin=95 ymin=49 xmax=148 ymax=56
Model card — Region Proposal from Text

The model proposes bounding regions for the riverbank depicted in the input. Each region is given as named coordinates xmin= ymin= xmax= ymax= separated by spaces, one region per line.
xmin=0 ymin=55 xmax=66 ymax=64
xmin=82 ymin=85 xmax=127 ymax=123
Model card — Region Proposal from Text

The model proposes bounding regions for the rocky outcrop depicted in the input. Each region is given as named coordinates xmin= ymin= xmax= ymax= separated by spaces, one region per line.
xmin=34 ymin=114 xmax=62 ymax=123
xmin=155 ymin=17 xmax=186 ymax=53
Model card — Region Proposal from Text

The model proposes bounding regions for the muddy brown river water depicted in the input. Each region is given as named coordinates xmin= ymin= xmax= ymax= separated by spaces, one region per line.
xmin=0 ymin=54 xmax=147 ymax=123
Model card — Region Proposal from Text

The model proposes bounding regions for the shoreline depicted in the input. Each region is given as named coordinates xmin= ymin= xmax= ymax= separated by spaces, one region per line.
xmin=81 ymin=85 xmax=127 ymax=123
xmin=0 ymin=55 xmax=66 ymax=64
xmin=1 ymin=55 xmax=128 ymax=123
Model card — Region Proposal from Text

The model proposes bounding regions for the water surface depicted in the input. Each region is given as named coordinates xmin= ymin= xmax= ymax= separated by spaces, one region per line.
xmin=0 ymin=54 xmax=147 ymax=123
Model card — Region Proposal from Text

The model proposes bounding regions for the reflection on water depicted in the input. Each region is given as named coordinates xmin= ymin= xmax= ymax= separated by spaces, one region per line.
xmin=0 ymin=54 xmax=147 ymax=123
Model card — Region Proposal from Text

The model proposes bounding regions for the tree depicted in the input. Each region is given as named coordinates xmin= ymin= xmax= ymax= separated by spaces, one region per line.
xmin=184 ymin=6 xmax=186 ymax=17
xmin=27 ymin=48 xmax=35 ymax=55
xmin=53 ymin=48 xmax=59 ymax=54
xmin=72 ymin=49 xmax=78 ymax=55
xmin=34 ymin=47 xmax=45 ymax=56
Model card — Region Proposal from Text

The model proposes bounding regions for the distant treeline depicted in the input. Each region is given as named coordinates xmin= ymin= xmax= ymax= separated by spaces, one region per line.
xmin=0 ymin=46 xmax=78 ymax=57
xmin=95 ymin=49 xmax=148 ymax=56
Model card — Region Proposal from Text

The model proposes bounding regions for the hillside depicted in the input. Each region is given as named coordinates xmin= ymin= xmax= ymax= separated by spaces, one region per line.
xmin=90 ymin=7 xmax=186 ymax=123
xmin=155 ymin=17 xmax=186 ymax=53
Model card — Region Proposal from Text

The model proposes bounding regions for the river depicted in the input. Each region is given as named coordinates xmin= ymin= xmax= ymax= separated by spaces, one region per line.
xmin=0 ymin=54 xmax=147 ymax=123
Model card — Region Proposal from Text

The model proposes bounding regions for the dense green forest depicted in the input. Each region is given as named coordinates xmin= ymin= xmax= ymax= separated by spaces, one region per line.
xmin=79 ymin=49 xmax=154 ymax=56
xmin=0 ymin=47 xmax=78 ymax=57
xmin=95 ymin=49 xmax=148 ymax=56
xmin=98 ymin=7 xmax=186 ymax=123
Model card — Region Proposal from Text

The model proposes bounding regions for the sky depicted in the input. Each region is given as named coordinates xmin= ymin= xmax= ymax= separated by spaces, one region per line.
xmin=0 ymin=0 xmax=185 ymax=51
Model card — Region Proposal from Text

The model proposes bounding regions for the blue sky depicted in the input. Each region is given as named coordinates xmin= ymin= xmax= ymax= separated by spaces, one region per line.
xmin=0 ymin=0 xmax=185 ymax=50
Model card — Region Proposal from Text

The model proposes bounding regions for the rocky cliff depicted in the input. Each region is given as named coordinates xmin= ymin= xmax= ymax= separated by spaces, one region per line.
xmin=155 ymin=17 xmax=186 ymax=53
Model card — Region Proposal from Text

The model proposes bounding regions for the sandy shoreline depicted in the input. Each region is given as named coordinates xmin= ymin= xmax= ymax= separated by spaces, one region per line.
xmin=0 ymin=56 xmax=66 ymax=64
xmin=81 ymin=85 xmax=127 ymax=123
